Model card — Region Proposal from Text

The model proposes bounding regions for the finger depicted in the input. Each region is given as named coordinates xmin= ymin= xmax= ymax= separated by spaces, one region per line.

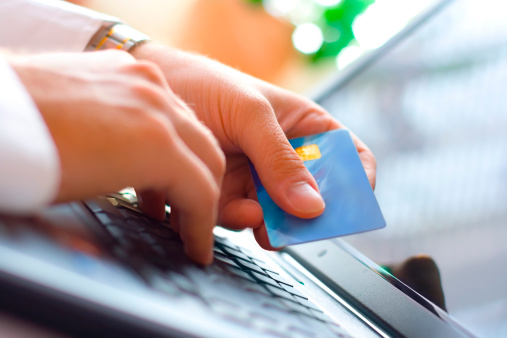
xmin=219 ymin=199 xmax=263 ymax=230
xmin=171 ymin=112 xmax=226 ymax=187
xmin=154 ymin=130 xmax=219 ymax=265
xmin=165 ymin=160 xmax=217 ymax=265
xmin=158 ymin=88 xmax=226 ymax=187
xmin=136 ymin=189 xmax=166 ymax=220
xmin=262 ymin=90 xmax=377 ymax=189
xmin=217 ymin=155 xmax=263 ymax=230
xmin=239 ymin=99 xmax=325 ymax=219
xmin=253 ymin=224 xmax=283 ymax=251
xmin=125 ymin=59 xmax=225 ymax=188
xmin=349 ymin=131 xmax=377 ymax=190
xmin=130 ymin=80 xmax=222 ymax=264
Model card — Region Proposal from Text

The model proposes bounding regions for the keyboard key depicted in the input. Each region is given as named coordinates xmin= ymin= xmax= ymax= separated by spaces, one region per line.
xmin=149 ymin=244 xmax=167 ymax=257
xmin=148 ymin=274 xmax=180 ymax=297
xmin=251 ymin=259 xmax=279 ymax=274
xmin=139 ymin=232 xmax=157 ymax=245
xmin=208 ymin=298 xmax=252 ymax=328
xmin=118 ymin=208 xmax=139 ymax=220
xmin=326 ymin=322 xmax=352 ymax=336
xmin=242 ymin=284 xmax=272 ymax=297
xmin=278 ymin=298 xmax=312 ymax=314
xmin=234 ymin=259 xmax=266 ymax=275
xmin=309 ymin=309 xmax=332 ymax=322
xmin=213 ymin=246 xmax=226 ymax=256
xmin=84 ymin=200 xmax=103 ymax=213
xmin=104 ymin=224 xmax=126 ymax=240
xmin=261 ymin=298 xmax=291 ymax=313
xmin=208 ymin=297 xmax=241 ymax=313
xmin=287 ymin=325 xmax=314 ymax=338
xmin=260 ymin=328 xmax=291 ymax=338
xmin=140 ymin=223 xmax=179 ymax=241
xmin=213 ymin=251 xmax=228 ymax=260
xmin=296 ymin=298 xmax=322 ymax=312
xmin=222 ymin=247 xmax=252 ymax=262
xmin=111 ymin=246 xmax=130 ymax=261
xmin=95 ymin=212 xmax=121 ymax=225
xmin=266 ymin=271 xmax=294 ymax=286
xmin=167 ymin=272 xmax=200 ymax=295
xmin=239 ymin=246 xmax=254 ymax=256
xmin=248 ymin=311 xmax=278 ymax=325
xmin=215 ymin=255 xmax=241 ymax=269
xmin=279 ymin=300 xmax=315 ymax=318
xmin=226 ymin=266 xmax=256 ymax=283
xmin=263 ymin=284 xmax=297 ymax=302
xmin=281 ymin=284 xmax=308 ymax=299
xmin=214 ymin=237 xmax=239 ymax=250
xmin=294 ymin=314 xmax=341 ymax=337
xmin=250 ymin=271 xmax=281 ymax=288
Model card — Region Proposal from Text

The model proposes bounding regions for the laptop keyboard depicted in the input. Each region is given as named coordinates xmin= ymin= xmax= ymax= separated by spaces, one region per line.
xmin=84 ymin=191 xmax=352 ymax=338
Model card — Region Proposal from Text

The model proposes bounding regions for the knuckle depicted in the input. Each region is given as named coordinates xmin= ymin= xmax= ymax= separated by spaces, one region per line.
xmin=245 ymin=95 xmax=272 ymax=115
xmin=130 ymin=82 xmax=167 ymax=110
xmin=130 ymin=60 xmax=166 ymax=86
xmin=132 ymin=112 xmax=175 ymax=150
xmin=226 ymin=86 xmax=272 ymax=117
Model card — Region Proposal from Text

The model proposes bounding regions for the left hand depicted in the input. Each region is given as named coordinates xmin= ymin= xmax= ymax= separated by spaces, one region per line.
xmin=132 ymin=44 xmax=376 ymax=250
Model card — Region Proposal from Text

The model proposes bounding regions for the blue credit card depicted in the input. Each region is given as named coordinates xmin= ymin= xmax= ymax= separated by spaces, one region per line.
xmin=250 ymin=129 xmax=385 ymax=248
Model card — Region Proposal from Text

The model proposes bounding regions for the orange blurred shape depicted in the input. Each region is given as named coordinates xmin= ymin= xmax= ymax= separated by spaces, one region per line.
xmin=176 ymin=0 xmax=296 ymax=82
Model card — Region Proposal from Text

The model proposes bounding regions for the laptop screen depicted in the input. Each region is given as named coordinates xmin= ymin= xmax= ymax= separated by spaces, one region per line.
xmin=318 ymin=0 xmax=507 ymax=336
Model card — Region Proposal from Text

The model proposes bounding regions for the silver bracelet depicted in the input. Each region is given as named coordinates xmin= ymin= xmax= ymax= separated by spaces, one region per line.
xmin=85 ymin=23 xmax=150 ymax=52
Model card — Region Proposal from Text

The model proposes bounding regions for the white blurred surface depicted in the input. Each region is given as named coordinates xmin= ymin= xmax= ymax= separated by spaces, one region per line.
xmin=319 ymin=0 xmax=507 ymax=336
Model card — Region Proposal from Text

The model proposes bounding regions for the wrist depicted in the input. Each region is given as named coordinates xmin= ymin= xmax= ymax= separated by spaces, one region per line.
xmin=129 ymin=43 xmax=194 ymax=86
xmin=86 ymin=23 xmax=150 ymax=52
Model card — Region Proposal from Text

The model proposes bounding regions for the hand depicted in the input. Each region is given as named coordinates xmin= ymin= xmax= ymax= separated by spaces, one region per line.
xmin=132 ymin=44 xmax=376 ymax=250
xmin=10 ymin=50 xmax=225 ymax=264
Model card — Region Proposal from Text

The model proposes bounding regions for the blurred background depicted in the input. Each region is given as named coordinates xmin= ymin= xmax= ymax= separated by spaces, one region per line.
xmin=73 ymin=0 xmax=427 ymax=93
xmin=70 ymin=1 xmax=507 ymax=336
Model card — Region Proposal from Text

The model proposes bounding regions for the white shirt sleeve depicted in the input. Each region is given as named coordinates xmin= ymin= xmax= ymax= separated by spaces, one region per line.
xmin=0 ymin=0 xmax=119 ymax=53
xmin=0 ymin=56 xmax=60 ymax=214
xmin=0 ymin=1 xmax=121 ymax=213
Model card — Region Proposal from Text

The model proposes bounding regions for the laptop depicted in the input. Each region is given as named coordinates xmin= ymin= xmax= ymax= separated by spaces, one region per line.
xmin=0 ymin=0 xmax=488 ymax=336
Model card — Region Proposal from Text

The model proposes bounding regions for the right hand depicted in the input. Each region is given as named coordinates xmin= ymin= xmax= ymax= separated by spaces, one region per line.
xmin=9 ymin=50 xmax=225 ymax=264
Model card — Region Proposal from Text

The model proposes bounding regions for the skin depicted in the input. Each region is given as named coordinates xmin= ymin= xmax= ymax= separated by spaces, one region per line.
xmin=9 ymin=50 xmax=225 ymax=264
xmin=8 ymin=46 xmax=376 ymax=264
xmin=131 ymin=44 xmax=376 ymax=251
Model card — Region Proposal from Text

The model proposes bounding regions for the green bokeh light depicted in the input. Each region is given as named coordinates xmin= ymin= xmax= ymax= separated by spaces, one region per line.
xmin=247 ymin=0 xmax=374 ymax=62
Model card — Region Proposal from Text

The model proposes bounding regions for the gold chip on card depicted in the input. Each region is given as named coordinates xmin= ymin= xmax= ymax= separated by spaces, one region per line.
xmin=295 ymin=144 xmax=321 ymax=161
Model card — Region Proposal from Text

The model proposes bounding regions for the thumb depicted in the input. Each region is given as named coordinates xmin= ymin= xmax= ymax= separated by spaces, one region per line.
xmin=240 ymin=105 xmax=325 ymax=219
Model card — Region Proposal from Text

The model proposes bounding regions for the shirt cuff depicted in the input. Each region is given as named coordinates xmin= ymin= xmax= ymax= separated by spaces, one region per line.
xmin=0 ymin=56 xmax=60 ymax=214
xmin=0 ymin=0 xmax=119 ymax=53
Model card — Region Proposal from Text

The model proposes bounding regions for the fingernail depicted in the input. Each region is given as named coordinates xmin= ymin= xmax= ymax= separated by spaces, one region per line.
xmin=286 ymin=182 xmax=325 ymax=214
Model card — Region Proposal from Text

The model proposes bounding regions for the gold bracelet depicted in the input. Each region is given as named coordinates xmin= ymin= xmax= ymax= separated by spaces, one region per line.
xmin=85 ymin=23 xmax=150 ymax=52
